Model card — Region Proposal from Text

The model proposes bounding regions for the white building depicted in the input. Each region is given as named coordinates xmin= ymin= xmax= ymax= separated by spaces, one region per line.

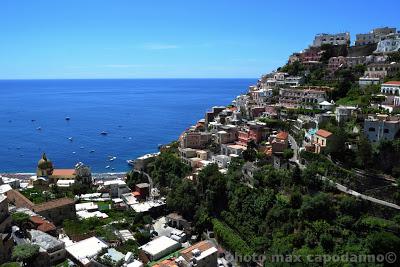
xmin=104 ymin=179 xmax=131 ymax=198
xmin=364 ymin=115 xmax=400 ymax=142
xmin=381 ymin=81 xmax=400 ymax=95
xmin=356 ymin=27 xmax=397 ymax=46
xmin=359 ymin=77 xmax=381 ymax=87
xmin=29 ymin=229 xmax=66 ymax=265
xmin=139 ymin=236 xmax=181 ymax=261
xmin=374 ymin=33 xmax=400 ymax=54
xmin=66 ymin=236 xmax=109 ymax=266
xmin=211 ymin=155 xmax=231 ymax=169
xmin=220 ymin=144 xmax=247 ymax=156
xmin=279 ymin=87 xmax=328 ymax=108
xmin=313 ymin=32 xmax=350 ymax=47
xmin=335 ymin=106 xmax=357 ymax=123
xmin=177 ymin=240 xmax=218 ymax=267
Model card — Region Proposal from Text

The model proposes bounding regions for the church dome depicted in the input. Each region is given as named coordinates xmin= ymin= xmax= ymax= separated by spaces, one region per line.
xmin=37 ymin=153 xmax=53 ymax=170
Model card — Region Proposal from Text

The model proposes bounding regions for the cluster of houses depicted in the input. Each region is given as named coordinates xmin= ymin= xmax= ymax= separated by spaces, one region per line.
xmin=175 ymin=26 xmax=400 ymax=179
xmin=0 ymin=154 xmax=225 ymax=267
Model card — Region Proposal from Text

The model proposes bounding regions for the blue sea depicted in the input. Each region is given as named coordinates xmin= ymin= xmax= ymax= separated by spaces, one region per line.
xmin=0 ymin=79 xmax=253 ymax=173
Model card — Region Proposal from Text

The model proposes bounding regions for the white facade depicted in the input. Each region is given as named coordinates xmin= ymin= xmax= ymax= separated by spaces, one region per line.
xmin=104 ymin=179 xmax=131 ymax=198
xmin=364 ymin=116 xmax=400 ymax=142
xmin=313 ymin=32 xmax=350 ymax=47
xmin=359 ymin=77 xmax=381 ymax=87
xmin=140 ymin=236 xmax=181 ymax=261
xmin=211 ymin=155 xmax=231 ymax=168
xmin=66 ymin=236 xmax=108 ymax=266
xmin=375 ymin=33 xmax=400 ymax=54
xmin=381 ymin=82 xmax=400 ymax=96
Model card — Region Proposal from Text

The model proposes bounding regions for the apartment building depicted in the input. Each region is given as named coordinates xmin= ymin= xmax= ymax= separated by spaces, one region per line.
xmin=356 ymin=27 xmax=397 ymax=46
xmin=279 ymin=87 xmax=329 ymax=108
xmin=364 ymin=115 xmax=400 ymax=142
xmin=313 ymin=32 xmax=350 ymax=47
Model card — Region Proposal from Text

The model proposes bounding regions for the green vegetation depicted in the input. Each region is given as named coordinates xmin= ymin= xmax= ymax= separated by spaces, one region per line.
xmin=12 ymin=244 xmax=40 ymax=265
xmin=151 ymin=142 xmax=400 ymax=265
xmin=0 ymin=263 xmax=21 ymax=267
xmin=212 ymin=218 xmax=254 ymax=256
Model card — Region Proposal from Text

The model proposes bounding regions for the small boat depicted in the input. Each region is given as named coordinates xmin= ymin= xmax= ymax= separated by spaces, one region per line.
xmin=109 ymin=156 xmax=117 ymax=161
xmin=105 ymin=165 xmax=110 ymax=169
xmin=31 ymin=119 xmax=36 ymax=122
xmin=100 ymin=131 xmax=108 ymax=135
xmin=68 ymin=137 xmax=73 ymax=141
xmin=127 ymin=159 xmax=135 ymax=166
xmin=111 ymin=168 xmax=115 ymax=171
xmin=80 ymin=146 xmax=84 ymax=149
xmin=36 ymin=127 xmax=41 ymax=131
xmin=90 ymin=150 xmax=95 ymax=153
xmin=65 ymin=117 xmax=70 ymax=121
xmin=72 ymin=151 xmax=76 ymax=154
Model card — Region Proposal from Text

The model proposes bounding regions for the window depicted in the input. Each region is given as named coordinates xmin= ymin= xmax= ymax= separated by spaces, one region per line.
xmin=369 ymin=127 xmax=376 ymax=132
xmin=384 ymin=129 xmax=389 ymax=133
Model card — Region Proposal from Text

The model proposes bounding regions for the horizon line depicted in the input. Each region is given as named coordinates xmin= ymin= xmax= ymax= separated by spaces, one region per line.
xmin=0 ymin=77 xmax=258 ymax=81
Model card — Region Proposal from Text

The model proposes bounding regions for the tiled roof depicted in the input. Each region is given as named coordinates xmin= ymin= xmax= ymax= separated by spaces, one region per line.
xmin=276 ymin=131 xmax=289 ymax=140
xmin=34 ymin=197 xmax=75 ymax=212
xmin=180 ymin=240 xmax=215 ymax=262
xmin=37 ymin=221 xmax=56 ymax=232
xmin=51 ymin=169 xmax=75 ymax=176
xmin=316 ymin=129 xmax=333 ymax=138
xmin=153 ymin=259 xmax=178 ymax=267
xmin=384 ymin=81 xmax=400 ymax=86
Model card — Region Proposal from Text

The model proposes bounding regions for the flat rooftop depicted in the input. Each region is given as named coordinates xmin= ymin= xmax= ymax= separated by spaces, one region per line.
xmin=66 ymin=236 xmax=108 ymax=265
xmin=140 ymin=236 xmax=179 ymax=256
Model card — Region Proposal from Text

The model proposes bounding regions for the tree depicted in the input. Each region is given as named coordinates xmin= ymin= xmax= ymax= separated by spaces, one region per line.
xmin=366 ymin=232 xmax=400 ymax=257
xmin=289 ymin=190 xmax=302 ymax=209
xmin=300 ymin=193 xmax=335 ymax=221
xmin=166 ymin=179 xmax=199 ymax=220
xmin=12 ymin=244 xmax=40 ymax=265
xmin=242 ymin=140 xmax=257 ymax=162
xmin=12 ymin=212 xmax=30 ymax=235
xmin=357 ymin=137 xmax=373 ymax=169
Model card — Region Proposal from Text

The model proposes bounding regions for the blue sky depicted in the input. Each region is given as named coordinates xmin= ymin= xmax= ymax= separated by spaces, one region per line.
xmin=0 ymin=0 xmax=399 ymax=79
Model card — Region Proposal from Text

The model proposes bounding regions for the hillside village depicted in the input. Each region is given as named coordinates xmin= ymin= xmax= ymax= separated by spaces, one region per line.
xmin=1 ymin=26 xmax=400 ymax=267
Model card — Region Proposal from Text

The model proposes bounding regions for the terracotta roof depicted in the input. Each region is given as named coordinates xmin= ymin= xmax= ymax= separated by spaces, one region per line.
xmin=33 ymin=197 xmax=75 ymax=212
xmin=30 ymin=216 xmax=56 ymax=232
xmin=37 ymin=221 xmax=56 ymax=232
xmin=133 ymin=191 xmax=141 ymax=197
xmin=153 ymin=259 xmax=178 ymax=267
xmin=384 ymin=81 xmax=400 ymax=86
xmin=30 ymin=215 xmax=47 ymax=225
xmin=51 ymin=169 xmax=75 ymax=176
xmin=316 ymin=129 xmax=333 ymax=138
xmin=276 ymin=131 xmax=289 ymax=140
xmin=180 ymin=240 xmax=215 ymax=262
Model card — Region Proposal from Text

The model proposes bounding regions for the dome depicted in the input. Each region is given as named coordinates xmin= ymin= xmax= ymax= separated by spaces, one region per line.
xmin=37 ymin=153 xmax=53 ymax=170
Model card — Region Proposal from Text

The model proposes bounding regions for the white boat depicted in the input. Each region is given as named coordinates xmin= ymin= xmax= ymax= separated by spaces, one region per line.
xmin=109 ymin=156 xmax=117 ymax=161
xmin=65 ymin=117 xmax=70 ymax=121
xmin=90 ymin=150 xmax=95 ymax=153
xmin=68 ymin=137 xmax=73 ymax=141
xmin=36 ymin=127 xmax=41 ymax=131
xmin=105 ymin=165 xmax=110 ymax=169
xmin=72 ymin=151 xmax=76 ymax=154
xmin=100 ymin=131 xmax=108 ymax=135
xmin=127 ymin=160 xmax=135 ymax=166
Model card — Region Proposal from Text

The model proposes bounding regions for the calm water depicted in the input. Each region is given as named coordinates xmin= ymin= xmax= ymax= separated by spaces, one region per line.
xmin=0 ymin=79 xmax=253 ymax=173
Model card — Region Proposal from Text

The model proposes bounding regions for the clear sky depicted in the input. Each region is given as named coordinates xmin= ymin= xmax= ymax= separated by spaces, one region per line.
xmin=1 ymin=0 xmax=399 ymax=79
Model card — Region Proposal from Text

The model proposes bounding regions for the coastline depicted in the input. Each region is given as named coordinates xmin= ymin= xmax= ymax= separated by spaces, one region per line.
xmin=0 ymin=172 xmax=127 ymax=180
